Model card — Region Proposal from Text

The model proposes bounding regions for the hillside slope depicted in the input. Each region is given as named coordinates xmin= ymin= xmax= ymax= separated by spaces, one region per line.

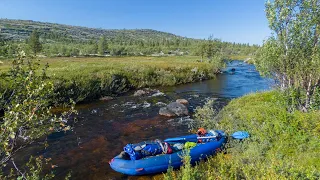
xmin=0 ymin=19 xmax=184 ymax=42
xmin=0 ymin=19 xmax=258 ymax=58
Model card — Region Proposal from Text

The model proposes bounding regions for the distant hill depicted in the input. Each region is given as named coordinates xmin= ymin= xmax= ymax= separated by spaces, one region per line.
xmin=0 ymin=19 xmax=258 ymax=58
xmin=0 ymin=19 xmax=187 ymax=42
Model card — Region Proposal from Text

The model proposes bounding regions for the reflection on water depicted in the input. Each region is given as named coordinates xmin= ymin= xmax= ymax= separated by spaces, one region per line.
xmin=15 ymin=60 xmax=273 ymax=180
xmin=169 ymin=61 xmax=273 ymax=97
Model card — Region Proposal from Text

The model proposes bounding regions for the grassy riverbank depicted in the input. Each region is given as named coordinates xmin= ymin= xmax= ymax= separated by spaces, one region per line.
xmin=0 ymin=56 xmax=222 ymax=104
xmin=166 ymin=91 xmax=320 ymax=179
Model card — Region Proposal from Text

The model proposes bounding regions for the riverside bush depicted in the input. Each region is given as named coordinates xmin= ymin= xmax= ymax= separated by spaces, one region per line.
xmin=164 ymin=150 xmax=202 ymax=180
xmin=0 ymin=52 xmax=76 ymax=179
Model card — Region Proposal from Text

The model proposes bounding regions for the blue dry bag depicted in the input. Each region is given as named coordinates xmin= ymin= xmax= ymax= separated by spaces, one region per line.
xmin=124 ymin=144 xmax=142 ymax=160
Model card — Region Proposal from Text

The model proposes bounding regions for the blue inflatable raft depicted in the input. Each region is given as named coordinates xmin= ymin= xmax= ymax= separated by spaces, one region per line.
xmin=109 ymin=130 xmax=227 ymax=176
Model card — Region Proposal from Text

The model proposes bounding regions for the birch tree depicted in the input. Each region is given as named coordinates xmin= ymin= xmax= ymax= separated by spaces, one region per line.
xmin=256 ymin=0 xmax=320 ymax=111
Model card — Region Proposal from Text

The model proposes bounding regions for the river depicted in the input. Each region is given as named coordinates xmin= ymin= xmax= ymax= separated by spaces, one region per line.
xmin=16 ymin=60 xmax=273 ymax=180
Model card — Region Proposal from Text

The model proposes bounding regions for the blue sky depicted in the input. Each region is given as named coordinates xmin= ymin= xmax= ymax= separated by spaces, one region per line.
xmin=0 ymin=0 xmax=271 ymax=45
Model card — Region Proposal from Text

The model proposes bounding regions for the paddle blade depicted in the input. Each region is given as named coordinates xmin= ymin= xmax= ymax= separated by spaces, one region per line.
xmin=231 ymin=131 xmax=249 ymax=139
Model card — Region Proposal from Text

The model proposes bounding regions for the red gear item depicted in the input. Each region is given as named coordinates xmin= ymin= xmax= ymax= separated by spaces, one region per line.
xmin=165 ymin=142 xmax=173 ymax=154
xmin=197 ymin=128 xmax=207 ymax=136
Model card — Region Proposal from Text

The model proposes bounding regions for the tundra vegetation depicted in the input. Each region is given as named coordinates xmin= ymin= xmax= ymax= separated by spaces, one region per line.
xmin=165 ymin=0 xmax=320 ymax=179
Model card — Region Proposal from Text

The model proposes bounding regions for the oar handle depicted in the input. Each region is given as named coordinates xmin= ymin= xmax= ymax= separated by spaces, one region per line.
xmin=164 ymin=136 xmax=217 ymax=142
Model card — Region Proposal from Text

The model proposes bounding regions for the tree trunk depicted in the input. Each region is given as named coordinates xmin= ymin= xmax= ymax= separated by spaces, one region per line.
xmin=304 ymin=74 xmax=313 ymax=111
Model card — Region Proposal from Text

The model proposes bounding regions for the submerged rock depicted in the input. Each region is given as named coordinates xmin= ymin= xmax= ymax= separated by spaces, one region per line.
xmin=156 ymin=102 xmax=167 ymax=107
xmin=134 ymin=88 xmax=154 ymax=96
xmin=191 ymin=94 xmax=200 ymax=98
xmin=122 ymin=102 xmax=135 ymax=107
xmin=134 ymin=88 xmax=165 ymax=97
xmin=122 ymin=101 xmax=151 ymax=109
xmin=150 ymin=91 xmax=165 ymax=97
xmin=176 ymin=99 xmax=189 ymax=105
xmin=91 ymin=109 xmax=98 ymax=114
xmin=142 ymin=101 xmax=151 ymax=108
xmin=168 ymin=116 xmax=195 ymax=126
xmin=99 ymin=96 xmax=114 ymax=101
xmin=134 ymin=89 xmax=148 ymax=96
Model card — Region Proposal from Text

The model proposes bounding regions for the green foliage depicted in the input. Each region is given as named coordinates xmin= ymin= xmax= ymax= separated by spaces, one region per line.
xmin=179 ymin=150 xmax=201 ymax=180
xmin=255 ymin=0 xmax=320 ymax=111
xmin=166 ymin=91 xmax=320 ymax=179
xmin=0 ymin=156 xmax=55 ymax=180
xmin=194 ymin=36 xmax=225 ymax=69
xmin=163 ymin=150 xmax=202 ymax=180
xmin=193 ymin=99 xmax=218 ymax=129
xmin=0 ymin=33 xmax=4 ymax=46
xmin=163 ymin=166 xmax=176 ymax=180
xmin=98 ymin=36 xmax=108 ymax=55
xmin=0 ymin=51 xmax=76 ymax=178
xmin=196 ymin=42 xmax=207 ymax=61
xmin=28 ymin=30 xmax=42 ymax=55
xmin=0 ymin=32 xmax=9 ymax=58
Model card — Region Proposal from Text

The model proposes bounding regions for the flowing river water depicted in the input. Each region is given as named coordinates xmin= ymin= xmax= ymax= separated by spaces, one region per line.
xmin=16 ymin=60 xmax=273 ymax=180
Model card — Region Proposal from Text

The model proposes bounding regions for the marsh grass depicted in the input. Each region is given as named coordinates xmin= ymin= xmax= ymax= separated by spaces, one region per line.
xmin=0 ymin=56 xmax=221 ymax=104
xmin=166 ymin=91 xmax=320 ymax=179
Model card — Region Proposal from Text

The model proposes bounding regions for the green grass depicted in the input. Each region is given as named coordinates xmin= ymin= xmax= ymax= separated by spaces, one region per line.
xmin=0 ymin=56 xmax=221 ymax=104
xmin=166 ymin=91 xmax=320 ymax=179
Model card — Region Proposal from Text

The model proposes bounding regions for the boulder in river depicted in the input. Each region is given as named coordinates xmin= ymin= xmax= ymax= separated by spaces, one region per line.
xmin=176 ymin=99 xmax=189 ymax=105
xmin=167 ymin=102 xmax=189 ymax=116
xmin=159 ymin=102 xmax=189 ymax=117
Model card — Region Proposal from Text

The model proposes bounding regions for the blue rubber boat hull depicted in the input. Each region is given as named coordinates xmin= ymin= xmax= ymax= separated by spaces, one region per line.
xmin=109 ymin=130 xmax=227 ymax=176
